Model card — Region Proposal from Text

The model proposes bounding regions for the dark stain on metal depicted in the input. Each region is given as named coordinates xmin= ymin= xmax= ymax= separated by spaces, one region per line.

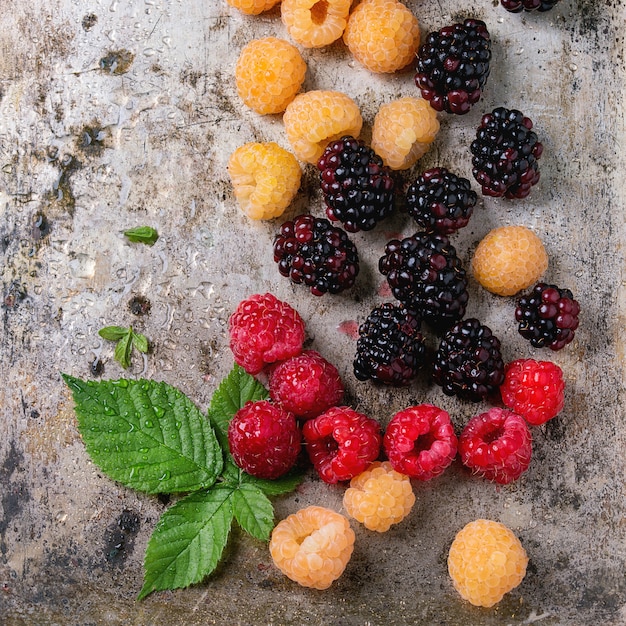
xmin=0 ymin=442 xmax=30 ymax=557
xmin=99 ymin=49 xmax=135 ymax=75
xmin=81 ymin=13 xmax=97 ymax=31
xmin=76 ymin=124 xmax=110 ymax=156
xmin=128 ymin=295 xmax=151 ymax=316
xmin=90 ymin=357 xmax=104 ymax=377
xmin=47 ymin=153 xmax=81 ymax=216
xmin=31 ymin=212 xmax=50 ymax=241
xmin=3 ymin=281 xmax=27 ymax=309
xmin=103 ymin=509 xmax=140 ymax=564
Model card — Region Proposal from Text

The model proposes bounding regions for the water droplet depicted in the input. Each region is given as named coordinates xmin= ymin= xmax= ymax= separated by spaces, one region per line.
xmin=55 ymin=511 xmax=68 ymax=523
xmin=144 ymin=420 xmax=154 ymax=428
xmin=103 ymin=406 xmax=116 ymax=416
xmin=138 ymin=447 xmax=149 ymax=453
xmin=175 ymin=421 xmax=182 ymax=429
xmin=159 ymin=471 xmax=171 ymax=481
xmin=114 ymin=379 xmax=129 ymax=388
xmin=153 ymin=406 xmax=165 ymax=418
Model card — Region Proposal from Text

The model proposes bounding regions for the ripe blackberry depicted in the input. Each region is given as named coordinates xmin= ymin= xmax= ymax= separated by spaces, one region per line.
xmin=318 ymin=136 xmax=396 ymax=233
xmin=353 ymin=303 xmax=426 ymax=386
xmin=501 ymin=0 xmax=561 ymax=12
xmin=415 ymin=19 xmax=491 ymax=115
xmin=405 ymin=168 xmax=477 ymax=234
xmin=515 ymin=282 xmax=580 ymax=350
xmin=379 ymin=232 xmax=469 ymax=330
xmin=433 ymin=318 xmax=505 ymax=402
xmin=471 ymin=107 xmax=543 ymax=199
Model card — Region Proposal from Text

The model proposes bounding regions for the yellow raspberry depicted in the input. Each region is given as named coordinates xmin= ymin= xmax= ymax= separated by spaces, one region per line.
xmin=471 ymin=225 xmax=548 ymax=296
xmin=343 ymin=461 xmax=415 ymax=532
xmin=269 ymin=506 xmax=355 ymax=589
xmin=283 ymin=90 xmax=363 ymax=164
xmin=371 ymin=98 xmax=440 ymax=170
xmin=235 ymin=38 xmax=307 ymax=115
xmin=228 ymin=142 xmax=302 ymax=220
xmin=282 ymin=0 xmax=351 ymax=48
xmin=226 ymin=0 xmax=281 ymax=15
xmin=343 ymin=0 xmax=420 ymax=73
xmin=448 ymin=519 xmax=528 ymax=608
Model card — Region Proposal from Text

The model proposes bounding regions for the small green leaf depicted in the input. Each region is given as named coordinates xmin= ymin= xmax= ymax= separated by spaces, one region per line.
xmin=232 ymin=483 xmax=274 ymax=542
xmin=132 ymin=331 xmax=149 ymax=354
xmin=138 ymin=486 xmax=235 ymax=600
xmin=124 ymin=226 xmax=159 ymax=246
xmin=98 ymin=325 xmax=130 ymax=341
xmin=241 ymin=471 xmax=305 ymax=497
xmin=114 ymin=331 xmax=133 ymax=369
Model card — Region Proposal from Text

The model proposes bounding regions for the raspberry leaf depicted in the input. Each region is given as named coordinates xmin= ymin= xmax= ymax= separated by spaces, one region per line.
xmin=131 ymin=330 xmax=149 ymax=354
xmin=240 ymin=472 xmax=304 ymax=496
xmin=113 ymin=331 xmax=133 ymax=369
xmin=98 ymin=325 xmax=130 ymax=341
xmin=232 ymin=483 xmax=274 ymax=541
xmin=138 ymin=485 xmax=235 ymax=600
xmin=124 ymin=225 xmax=159 ymax=246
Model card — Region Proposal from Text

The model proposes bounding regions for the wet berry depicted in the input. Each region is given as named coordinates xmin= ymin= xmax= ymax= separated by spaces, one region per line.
xmin=281 ymin=0 xmax=351 ymax=48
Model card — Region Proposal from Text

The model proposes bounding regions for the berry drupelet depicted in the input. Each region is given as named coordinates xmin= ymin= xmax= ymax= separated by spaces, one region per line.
xmin=501 ymin=0 xmax=561 ymax=12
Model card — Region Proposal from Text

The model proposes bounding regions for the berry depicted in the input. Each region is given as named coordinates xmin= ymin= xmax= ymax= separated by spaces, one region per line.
xmin=270 ymin=506 xmax=355 ymax=589
xmin=318 ymin=136 xmax=396 ymax=233
xmin=471 ymin=225 xmax=548 ymax=296
xmin=415 ymin=19 xmax=491 ymax=115
xmin=459 ymin=408 xmax=532 ymax=484
xmin=383 ymin=404 xmax=458 ymax=480
xmin=470 ymin=107 xmax=543 ymax=199
xmin=273 ymin=214 xmax=360 ymax=296
xmin=283 ymin=90 xmax=363 ymax=164
xmin=226 ymin=0 xmax=280 ymax=15
xmin=228 ymin=293 xmax=306 ymax=375
xmin=269 ymin=350 xmax=344 ymax=420
xmin=433 ymin=318 xmax=505 ymax=402
xmin=448 ymin=519 xmax=528 ymax=607
xmin=501 ymin=359 xmax=565 ymax=426
xmin=353 ymin=303 xmax=426 ymax=387
xmin=343 ymin=461 xmax=415 ymax=532
xmin=405 ymin=167 xmax=477 ymax=234
xmin=227 ymin=400 xmax=301 ymax=479
xmin=302 ymin=406 xmax=382 ymax=483
xmin=379 ymin=232 xmax=469 ymax=330
xmin=281 ymin=0 xmax=351 ymax=49
xmin=371 ymin=97 xmax=440 ymax=170
xmin=343 ymin=0 xmax=420 ymax=74
xmin=235 ymin=38 xmax=306 ymax=115
xmin=227 ymin=142 xmax=302 ymax=220
xmin=515 ymin=282 xmax=580 ymax=350
xmin=501 ymin=0 xmax=561 ymax=12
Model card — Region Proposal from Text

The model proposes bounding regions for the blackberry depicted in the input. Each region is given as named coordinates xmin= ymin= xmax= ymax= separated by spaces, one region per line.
xmin=501 ymin=0 xmax=561 ymax=12
xmin=353 ymin=303 xmax=426 ymax=386
xmin=415 ymin=19 xmax=491 ymax=115
xmin=273 ymin=214 xmax=359 ymax=296
xmin=470 ymin=107 xmax=543 ymax=199
xmin=515 ymin=282 xmax=580 ymax=350
xmin=379 ymin=232 xmax=469 ymax=331
xmin=433 ymin=318 xmax=505 ymax=402
xmin=406 ymin=168 xmax=477 ymax=234
xmin=318 ymin=136 xmax=396 ymax=233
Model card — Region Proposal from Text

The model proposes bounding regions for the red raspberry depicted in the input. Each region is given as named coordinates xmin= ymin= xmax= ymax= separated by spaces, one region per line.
xmin=302 ymin=406 xmax=382 ymax=484
xmin=383 ymin=404 xmax=458 ymax=480
xmin=269 ymin=350 xmax=344 ymax=420
xmin=227 ymin=400 xmax=301 ymax=479
xmin=500 ymin=359 xmax=565 ymax=426
xmin=228 ymin=293 xmax=306 ymax=375
xmin=459 ymin=408 xmax=532 ymax=485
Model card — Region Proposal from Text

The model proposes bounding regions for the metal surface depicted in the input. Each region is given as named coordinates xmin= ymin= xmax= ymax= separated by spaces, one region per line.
xmin=1 ymin=0 xmax=624 ymax=624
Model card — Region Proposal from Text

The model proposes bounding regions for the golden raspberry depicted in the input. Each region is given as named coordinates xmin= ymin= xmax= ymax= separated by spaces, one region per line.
xmin=343 ymin=461 xmax=415 ymax=532
xmin=282 ymin=0 xmax=351 ymax=48
xmin=371 ymin=98 xmax=440 ymax=170
xmin=269 ymin=506 xmax=355 ymax=589
xmin=226 ymin=0 xmax=281 ymax=15
xmin=235 ymin=38 xmax=307 ymax=115
xmin=283 ymin=90 xmax=363 ymax=164
xmin=228 ymin=142 xmax=302 ymax=220
xmin=471 ymin=225 xmax=548 ymax=296
xmin=343 ymin=0 xmax=420 ymax=73
xmin=448 ymin=519 xmax=529 ymax=607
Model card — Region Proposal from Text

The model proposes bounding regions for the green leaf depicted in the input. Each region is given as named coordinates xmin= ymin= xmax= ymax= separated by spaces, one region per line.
xmin=98 ymin=325 xmax=130 ymax=341
xmin=124 ymin=226 xmax=159 ymax=246
xmin=138 ymin=486 xmax=235 ymax=600
xmin=114 ymin=331 xmax=133 ymax=369
xmin=232 ymin=483 xmax=274 ymax=541
xmin=131 ymin=331 xmax=149 ymax=354
xmin=241 ymin=471 xmax=305 ymax=496
xmin=62 ymin=375 xmax=223 ymax=494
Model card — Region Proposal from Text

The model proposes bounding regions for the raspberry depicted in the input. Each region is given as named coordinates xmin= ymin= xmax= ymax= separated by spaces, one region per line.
xmin=343 ymin=461 xmax=415 ymax=532
xmin=448 ymin=519 xmax=528 ymax=607
xmin=501 ymin=359 xmax=565 ymax=426
xmin=459 ymin=408 xmax=532 ymax=484
xmin=471 ymin=225 xmax=548 ymax=297
xmin=501 ymin=0 xmax=561 ymax=12
xmin=353 ymin=303 xmax=426 ymax=387
xmin=415 ymin=19 xmax=491 ymax=115
xmin=471 ymin=107 xmax=543 ymax=199
xmin=371 ymin=97 xmax=440 ymax=170
xmin=302 ymin=406 xmax=382 ymax=483
xmin=227 ymin=142 xmax=302 ymax=220
xmin=283 ymin=90 xmax=363 ymax=164
xmin=281 ymin=0 xmax=351 ymax=49
xmin=515 ymin=282 xmax=580 ymax=350
xmin=317 ymin=136 xmax=396 ymax=233
xmin=273 ymin=214 xmax=360 ymax=296
xmin=228 ymin=293 xmax=306 ymax=375
xmin=433 ymin=318 xmax=505 ymax=402
xmin=235 ymin=38 xmax=306 ymax=115
xmin=343 ymin=0 xmax=420 ymax=74
xmin=270 ymin=506 xmax=355 ymax=589
xmin=227 ymin=400 xmax=301 ymax=479
xmin=269 ymin=350 xmax=344 ymax=420
xmin=383 ymin=404 xmax=458 ymax=481
xmin=405 ymin=167 xmax=477 ymax=235
xmin=226 ymin=0 xmax=280 ymax=15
